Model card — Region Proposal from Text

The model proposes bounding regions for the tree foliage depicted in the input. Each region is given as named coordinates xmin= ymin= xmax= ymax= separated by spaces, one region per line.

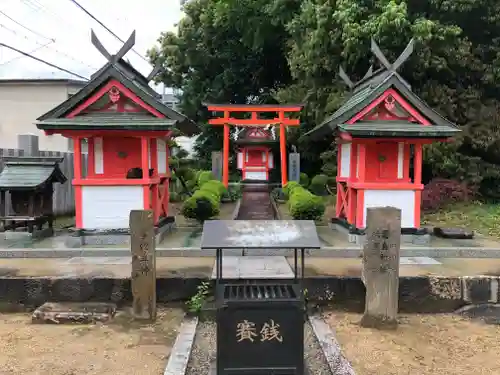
xmin=150 ymin=0 xmax=500 ymax=198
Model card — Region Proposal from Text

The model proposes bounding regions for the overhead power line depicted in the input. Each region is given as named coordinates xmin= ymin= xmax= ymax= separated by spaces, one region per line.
xmin=68 ymin=0 xmax=150 ymax=64
xmin=0 ymin=22 xmax=96 ymax=70
xmin=0 ymin=41 xmax=52 ymax=66
xmin=0 ymin=42 xmax=89 ymax=80
xmin=0 ymin=9 xmax=53 ymax=42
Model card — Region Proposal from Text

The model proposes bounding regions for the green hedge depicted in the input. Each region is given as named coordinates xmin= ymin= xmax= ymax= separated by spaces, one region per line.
xmin=299 ymin=173 xmax=309 ymax=188
xmin=283 ymin=181 xmax=300 ymax=199
xmin=285 ymin=182 xmax=325 ymax=220
xmin=309 ymin=174 xmax=329 ymax=196
xmin=198 ymin=170 xmax=215 ymax=186
xmin=181 ymin=178 xmax=227 ymax=222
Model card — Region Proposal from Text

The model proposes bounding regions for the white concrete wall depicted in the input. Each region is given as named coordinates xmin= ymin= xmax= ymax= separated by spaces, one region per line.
xmin=94 ymin=137 xmax=104 ymax=174
xmin=157 ymin=139 xmax=167 ymax=174
xmin=397 ymin=142 xmax=404 ymax=179
xmin=245 ymin=171 xmax=267 ymax=180
xmin=0 ymin=81 xmax=85 ymax=151
xmin=363 ymin=189 xmax=415 ymax=228
xmin=340 ymin=143 xmax=351 ymax=178
xmin=81 ymin=185 xmax=144 ymax=229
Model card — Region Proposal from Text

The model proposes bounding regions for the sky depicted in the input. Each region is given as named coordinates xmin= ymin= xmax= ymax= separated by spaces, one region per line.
xmin=0 ymin=0 xmax=182 ymax=92
xmin=0 ymin=0 xmax=197 ymax=153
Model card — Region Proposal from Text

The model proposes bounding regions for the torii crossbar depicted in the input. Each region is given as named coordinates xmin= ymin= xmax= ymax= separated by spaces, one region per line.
xmin=205 ymin=104 xmax=303 ymax=187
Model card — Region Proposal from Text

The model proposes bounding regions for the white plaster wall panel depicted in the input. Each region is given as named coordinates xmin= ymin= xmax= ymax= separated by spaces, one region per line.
xmin=245 ymin=171 xmax=267 ymax=180
xmin=157 ymin=139 xmax=167 ymax=173
xmin=262 ymin=151 xmax=266 ymax=162
xmin=268 ymin=153 xmax=273 ymax=168
xmin=340 ymin=143 xmax=351 ymax=178
xmin=237 ymin=152 xmax=243 ymax=169
xmin=397 ymin=143 xmax=404 ymax=179
xmin=363 ymin=189 xmax=415 ymax=228
xmin=81 ymin=186 xmax=143 ymax=229
xmin=94 ymin=137 xmax=104 ymax=174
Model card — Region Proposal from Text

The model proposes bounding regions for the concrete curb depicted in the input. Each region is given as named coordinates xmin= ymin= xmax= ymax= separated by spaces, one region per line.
xmin=308 ymin=315 xmax=356 ymax=375
xmin=0 ymin=275 xmax=498 ymax=313
xmin=4 ymin=247 xmax=500 ymax=258
xmin=163 ymin=315 xmax=198 ymax=375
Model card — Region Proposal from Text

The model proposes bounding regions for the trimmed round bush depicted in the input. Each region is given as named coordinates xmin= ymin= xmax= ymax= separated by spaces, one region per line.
xmin=309 ymin=174 xmax=329 ymax=196
xmin=181 ymin=192 xmax=220 ymax=222
xmin=186 ymin=179 xmax=197 ymax=191
xmin=283 ymin=181 xmax=300 ymax=199
xmin=181 ymin=177 xmax=225 ymax=222
xmin=299 ymin=173 xmax=309 ymax=188
xmin=288 ymin=185 xmax=325 ymax=220
xmin=175 ymin=167 xmax=196 ymax=181
xmin=202 ymin=180 xmax=227 ymax=199
xmin=198 ymin=170 xmax=215 ymax=186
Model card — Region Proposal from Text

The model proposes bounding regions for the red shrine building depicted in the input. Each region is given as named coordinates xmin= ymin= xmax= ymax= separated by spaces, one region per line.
xmin=35 ymin=31 xmax=197 ymax=236
xmin=205 ymin=104 xmax=303 ymax=187
xmin=305 ymin=39 xmax=460 ymax=235
xmin=234 ymin=126 xmax=276 ymax=181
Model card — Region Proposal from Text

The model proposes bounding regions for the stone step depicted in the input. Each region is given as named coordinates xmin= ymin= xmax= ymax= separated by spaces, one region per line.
xmin=210 ymin=256 xmax=294 ymax=279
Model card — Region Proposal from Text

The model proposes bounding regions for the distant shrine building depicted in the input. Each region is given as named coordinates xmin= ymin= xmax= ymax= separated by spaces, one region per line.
xmin=35 ymin=30 xmax=197 ymax=244
xmin=305 ymin=39 xmax=460 ymax=235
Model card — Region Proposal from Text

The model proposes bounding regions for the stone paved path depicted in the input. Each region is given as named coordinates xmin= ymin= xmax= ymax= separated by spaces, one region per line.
xmin=210 ymin=256 xmax=294 ymax=279
xmin=210 ymin=255 xmax=443 ymax=279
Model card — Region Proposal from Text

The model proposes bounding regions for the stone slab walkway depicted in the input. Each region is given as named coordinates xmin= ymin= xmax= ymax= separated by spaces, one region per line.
xmin=210 ymin=256 xmax=442 ymax=279
xmin=210 ymin=256 xmax=294 ymax=279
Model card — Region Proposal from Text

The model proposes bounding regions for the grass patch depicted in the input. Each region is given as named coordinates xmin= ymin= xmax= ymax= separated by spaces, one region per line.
xmin=422 ymin=201 xmax=500 ymax=237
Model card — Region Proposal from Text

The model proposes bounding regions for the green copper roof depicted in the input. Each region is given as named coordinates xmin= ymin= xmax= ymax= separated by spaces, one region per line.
xmin=0 ymin=157 xmax=67 ymax=190
xmin=338 ymin=122 xmax=461 ymax=138
xmin=36 ymin=60 xmax=198 ymax=136
xmin=36 ymin=112 xmax=177 ymax=131
xmin=304 ymin=71 xmax=461 ymax=140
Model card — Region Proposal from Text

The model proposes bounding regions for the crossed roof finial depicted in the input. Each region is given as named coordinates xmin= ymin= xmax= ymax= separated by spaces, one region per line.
xmin=90 ymin=29 xmax=163 ymax=82
xmin=339 ymin=38 xmax=415 ymax=90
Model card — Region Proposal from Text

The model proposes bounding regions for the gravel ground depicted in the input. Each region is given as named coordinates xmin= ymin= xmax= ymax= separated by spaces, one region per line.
xmin=326 ymin=311 xmax=500 ymax=375
xmin=0 ymin=307 xmax=184 ymax=375
xmin=186 ymin=320 xmax=332 ymax=375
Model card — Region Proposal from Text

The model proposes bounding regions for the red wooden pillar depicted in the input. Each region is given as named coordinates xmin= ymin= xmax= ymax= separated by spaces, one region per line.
xmin=150 ymin=138 xmax=159 ymax=223
xmin=355 ymin=143 xmax=366 ymax=228
xmin=222 ymin=110 xmax=230 ymax=187
xmin=279 ymin=111 xmax=287 ymax=187
xmin=73 ymin=136 xmax=83 ymax=228
xmin=141 ymin=136 xmax=151 ymax=210
xmin=413 ymin=143 xmax=423 ymax=228
xmin=164 ymin=144 xmax=170 ymax=217
xmin=87 ymin=137 xmax=95 ymax=177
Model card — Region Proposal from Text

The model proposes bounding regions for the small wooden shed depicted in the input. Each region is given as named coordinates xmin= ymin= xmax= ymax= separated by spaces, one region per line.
xmin=0 ymin=156 xmax=67 ymax=234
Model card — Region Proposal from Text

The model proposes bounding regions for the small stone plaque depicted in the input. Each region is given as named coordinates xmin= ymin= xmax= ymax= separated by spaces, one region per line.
xmin=32 ymin=302 xmax=116 ymax=324
xmin=434 ymin=227 xmax=474 ymax=239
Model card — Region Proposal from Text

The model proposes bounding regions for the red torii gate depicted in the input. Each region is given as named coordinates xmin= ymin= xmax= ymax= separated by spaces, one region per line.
xmin=205 ymin=104 xmax=303 ymax=187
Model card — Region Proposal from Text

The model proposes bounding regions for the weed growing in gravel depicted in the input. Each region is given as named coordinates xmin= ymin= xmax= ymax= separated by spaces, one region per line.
xmin=187 ymin=281 xmax=211 ymax=314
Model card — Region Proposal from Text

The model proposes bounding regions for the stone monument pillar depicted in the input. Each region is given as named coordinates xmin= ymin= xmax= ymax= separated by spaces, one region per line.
xmin=288 ymin=152 xmax=300 ymax=182
xmin=212 ymin=151 xmax=223 ymax=181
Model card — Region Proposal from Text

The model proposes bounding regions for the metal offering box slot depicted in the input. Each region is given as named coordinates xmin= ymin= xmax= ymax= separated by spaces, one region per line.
xmin=224 ymin=284 xmax=298 ymax=301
